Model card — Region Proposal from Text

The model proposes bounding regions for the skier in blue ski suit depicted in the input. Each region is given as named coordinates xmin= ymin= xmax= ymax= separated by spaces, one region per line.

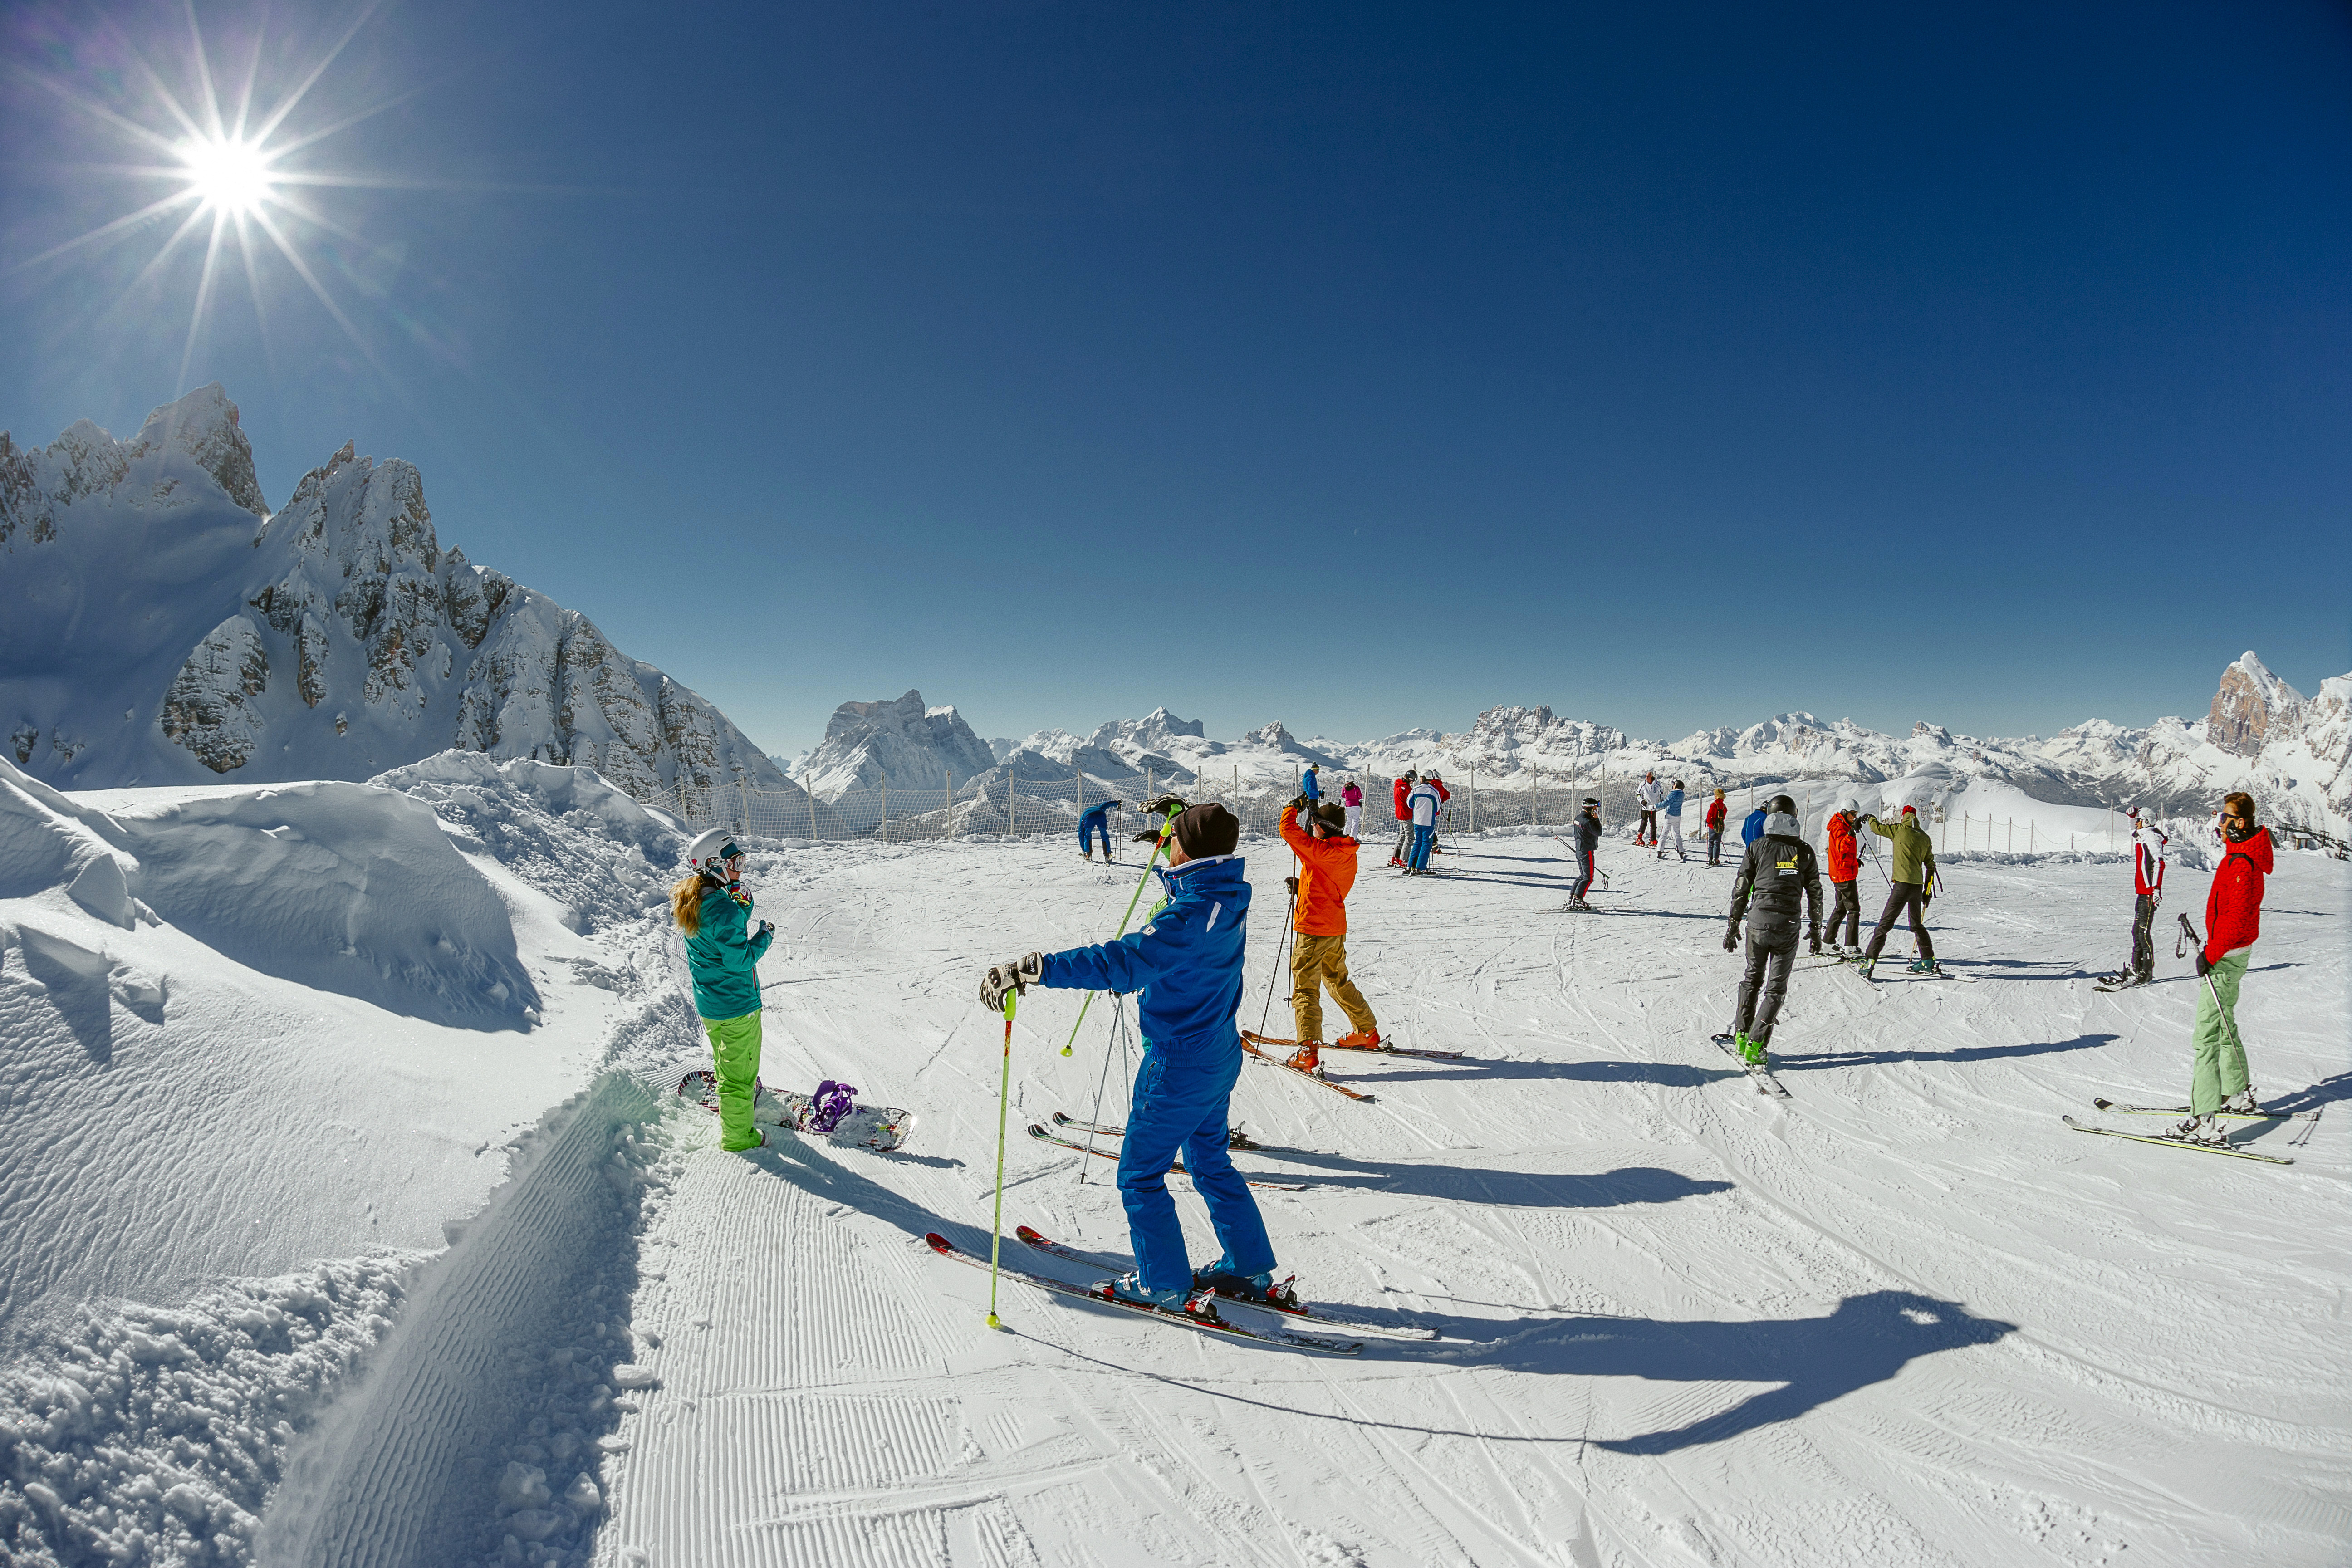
xmin=1742 ymin=804 xmax=1769 ymax=847
xmin=979 ymin=803 xmax=1275 ymax=1307
xmin=1077 ymin=797 xmax=1120 ymax=861
xmin=1300 ymin=764 xmax=1322 ymax=809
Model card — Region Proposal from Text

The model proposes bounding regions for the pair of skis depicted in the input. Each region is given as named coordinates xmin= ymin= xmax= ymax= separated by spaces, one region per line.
xmin=1709 ymin=1034 xmax=1791 ymax=1098
xmin=2063 ymin=1096 xmax=2319 ymax=1165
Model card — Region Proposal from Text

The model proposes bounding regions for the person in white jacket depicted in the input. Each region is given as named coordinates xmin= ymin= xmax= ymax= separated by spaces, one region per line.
xmin=1404 ymin=777 xmax=1443 ymax=875
xmin=1636 ymin=771 xmax=1664 ymax=847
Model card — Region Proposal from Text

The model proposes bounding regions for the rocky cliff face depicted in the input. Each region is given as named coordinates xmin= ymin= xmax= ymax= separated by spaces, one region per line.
xmin=2205 ymin=651 xmax=2304 ymax=758
xmin=790 ymin=690 xmax=999 ymax=800
xmin=0 ymin=385 xmax=801 ymax=809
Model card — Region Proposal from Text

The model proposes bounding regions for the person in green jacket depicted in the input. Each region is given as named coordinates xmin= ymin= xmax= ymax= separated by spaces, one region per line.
xmin=1856 ymin=804 xmax=1940 ymax=978
xmin=674 ymin=828 xmax=775 ymax=1151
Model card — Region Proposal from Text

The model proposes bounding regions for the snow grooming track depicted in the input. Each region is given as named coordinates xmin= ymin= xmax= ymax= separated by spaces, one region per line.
xmin=257 ymin=1069 xmax=669 ymax=1565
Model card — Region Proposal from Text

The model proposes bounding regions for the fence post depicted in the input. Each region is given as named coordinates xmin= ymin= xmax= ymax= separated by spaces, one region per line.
xmin=881 ymin=778 xmax=888 ymax=844
xmin=805 ymin=784 xmax=817 ymax=843
xmin=736 ymin=776 xmax=750 ymax=838
xmin=1007 ymin=769 xmax=1018 ymax=838
xmin=1468 ymin=768 xmax=1475 ymax=833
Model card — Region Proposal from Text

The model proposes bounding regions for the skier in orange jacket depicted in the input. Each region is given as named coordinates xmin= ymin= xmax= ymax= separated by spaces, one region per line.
xmin=1278 ymin=798 xmax=1381 ymax=1074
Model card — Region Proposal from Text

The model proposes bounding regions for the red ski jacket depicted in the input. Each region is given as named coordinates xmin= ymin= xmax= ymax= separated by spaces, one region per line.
xmin=1705 ymin=799 xmax=1727 ymax=833
xmin=2204 ymin=826 xmax=2272 ymax=964
xmin=1392 ymin=778 xmax=1412 ymax=820
xmin=2133 ymin=833 xmax=2166 ymax=897
xmin=1823 ymin=813 xmax=1860 ymax=882
xmin=1430 ymin=779 xmax=1451 ymax=803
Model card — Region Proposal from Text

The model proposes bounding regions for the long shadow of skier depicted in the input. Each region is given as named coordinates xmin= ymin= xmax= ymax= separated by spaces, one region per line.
xmin=1032 ymin=1289 xmax=2014 ymax=1453
xmin=1243 ymin=1152 xmax=1733 ymax=1209
xmin=1769 ymin=1033 xmax=2115 ymax=1070
xmin=1348 ymin=1057 xmax=1725 ymax=1089
xmin=1410 ymin=1289 xmax=2014 ymax=1452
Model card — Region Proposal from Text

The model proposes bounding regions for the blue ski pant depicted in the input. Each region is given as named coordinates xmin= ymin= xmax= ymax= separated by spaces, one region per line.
xmin=1119 ymin=1031 xmax=1274 ymax=1293
xmin=1408 ymin=824 xmax=1436 ymax=871
xmin=1079 ymin=816 xmax=1111 ymax=856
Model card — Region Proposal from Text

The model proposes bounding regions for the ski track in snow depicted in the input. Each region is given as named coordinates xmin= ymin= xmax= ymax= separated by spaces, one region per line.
xmin=4 ymin=793 xmax=2346 ymax=1567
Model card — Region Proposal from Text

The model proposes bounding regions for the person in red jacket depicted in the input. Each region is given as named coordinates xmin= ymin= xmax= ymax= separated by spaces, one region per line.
xmin=2176 ymin=791 xmax=2273 ymax=1146
xmin=1704 ymin=789 xmax=1730 ymax=867
xmin=2101 ymin=806 xmax=2168 ymax=989
xmin=1821 ymin=801 xmax=1863 ymax=952
xmin=1279 ymin=799 xmax=1381 ymax=1073
xmin=1388 ymin=771 xmax=1416 ymax=867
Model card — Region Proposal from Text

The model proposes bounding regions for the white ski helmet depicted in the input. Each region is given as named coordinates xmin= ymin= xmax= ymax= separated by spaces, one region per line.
xmin=686 ymin=828 xmax=742 ymax=879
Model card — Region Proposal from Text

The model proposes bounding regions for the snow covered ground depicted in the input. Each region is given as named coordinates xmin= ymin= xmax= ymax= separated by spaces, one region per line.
xmin=589 ymin=829 xmax=2348 ymax=1568
xmin=4 ymin=769 xmax=2346 ymax=1566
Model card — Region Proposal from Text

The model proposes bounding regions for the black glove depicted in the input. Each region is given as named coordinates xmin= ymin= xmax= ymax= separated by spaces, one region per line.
xmin=979 ymin=952 xmax=1044 ymax=1012
xmin=1130 ymin=829 xmax=1161 ymax=843
xmin=2195 ymin=950 xmax=2213 ymax=977
xmin=1806 ymin=921 xmax=1819 ymax=956
xmin=1141 ymin=793 xmax=1189 ymax=818
xmin=1288 ymin=793 xmax=1310 ymax=813
xmin=1722 ymin=926 xmax=1739 ymax=953
xmin=1284 ymin=876 xmax=1299 ymax=896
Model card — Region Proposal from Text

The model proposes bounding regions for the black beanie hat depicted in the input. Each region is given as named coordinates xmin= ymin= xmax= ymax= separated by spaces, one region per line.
xmin=1311 ymin=802 xmax=1347 ymax=835
xmin=1172 ymin=802 xmax=1240 ymax=859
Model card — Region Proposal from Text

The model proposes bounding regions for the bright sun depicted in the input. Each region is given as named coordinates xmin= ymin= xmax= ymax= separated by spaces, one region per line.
xmin=180 ymin=136 xmax=274 ymax=217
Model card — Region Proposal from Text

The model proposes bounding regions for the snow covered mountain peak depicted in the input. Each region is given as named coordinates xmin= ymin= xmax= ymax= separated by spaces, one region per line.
xmin=2207 ymin=649 xmax=2306 ymax=757
xmin=1 ymin=387 xmax=791 ymax=803
xmin=791 ymin=690 xmax=998 ymax=799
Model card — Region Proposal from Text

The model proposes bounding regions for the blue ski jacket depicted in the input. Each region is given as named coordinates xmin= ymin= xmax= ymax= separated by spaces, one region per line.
xmin=686 ymin=882 xmax=771 ymax=1020
xmin=1663 ymin=788 xmax=1685 ymax=818
xmin=1301 ymin=769 xmax=1321 ymax=803
xmin=1078 ymin=799 xmax=1116 ymax=830
xmin=1741 ymin=807 xmax=1769 ymax=846
xmin=1039 ymin=855 xmax=1252 ymax=1050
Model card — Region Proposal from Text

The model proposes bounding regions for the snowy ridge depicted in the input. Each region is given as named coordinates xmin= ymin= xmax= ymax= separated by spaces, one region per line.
xmin=0 ymin=751 xmax=696 ymax=1563
xmin=1 ymin=386 xmax=802 ymax=815
xmin=790 ymin=690 xmax=998 ymax=802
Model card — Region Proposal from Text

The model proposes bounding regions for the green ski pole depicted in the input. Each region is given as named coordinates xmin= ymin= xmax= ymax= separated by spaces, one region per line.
xmin=988 ymin=989 xmax=1015 ymax=1329
xmin=1058 ymin=808 xmax=1178 ymax=1057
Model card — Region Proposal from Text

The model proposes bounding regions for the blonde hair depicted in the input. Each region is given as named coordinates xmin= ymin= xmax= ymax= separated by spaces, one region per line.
xmin=672 ymin=874 xmax=707 ymax=934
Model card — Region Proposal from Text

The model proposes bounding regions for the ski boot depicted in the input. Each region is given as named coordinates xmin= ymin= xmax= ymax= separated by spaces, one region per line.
xmin=2169 ymin=1114 xmax=2229 ymax=1147
xmin=1192 ymin=1258 xmax=1299 ymax=1309
xmin=1736 ymin=1033 xmax=1767 ymax=1068
xmin=1855 ymin=957 xmax=1877 ymax=981
xmin=1333 ymin=1029 xmax=1383 ymax=1051
xmin=1908 ymin=958 xmax=1942 ymax=977
xmin=2219 ymin=1088 xmax=2261 ymax=1116
xmin=1284 ymin=1042 xmax=1323 ymax=1075
xmin=1101 ymin=1271 xmax=1191 ymax=1310
xmin=1226 ymin=1125 xmax=1261 ymax=1151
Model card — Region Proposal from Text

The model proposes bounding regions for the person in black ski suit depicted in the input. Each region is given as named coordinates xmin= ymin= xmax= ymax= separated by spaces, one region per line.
xmin=1721 ymin=794 xmax=1823 ymax=1066
xmin=1566 ymin=797 xmax=1602 ymax=909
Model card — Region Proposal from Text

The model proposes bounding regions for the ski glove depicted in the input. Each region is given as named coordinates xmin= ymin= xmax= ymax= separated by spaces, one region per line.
xmin=979 ymin=952 xmax=1045 ymax=1012
xmin=1284 ymin=876 xmax=1299 ymax=897
xmin=1722 ymin=926 xmax=1739 ymax=953
xmin=2195 ymin=949 xmax=2213 ymax=978
xmin=759 ymin=919 xmax=775 ymax=936
xmin=1288 ymin=793 xmax=1311 ymax=813
xmin=1141 ymin=792 xmax=1189 ymax=819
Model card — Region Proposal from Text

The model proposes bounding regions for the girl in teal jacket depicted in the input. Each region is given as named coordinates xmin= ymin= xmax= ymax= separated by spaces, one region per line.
xmin=675 ymin=829 xmax=774 ymax=1151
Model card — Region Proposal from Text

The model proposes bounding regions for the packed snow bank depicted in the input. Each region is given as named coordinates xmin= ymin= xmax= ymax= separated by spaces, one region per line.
xmin=0 ymin=751 xmax=691 ymax=1566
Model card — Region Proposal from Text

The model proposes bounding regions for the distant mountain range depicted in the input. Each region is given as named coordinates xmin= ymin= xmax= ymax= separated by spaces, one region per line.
xmin=1 ymin=386 xmax=803 ymax=813
xmin=790 ymin=655 xmax=2351 ymax=837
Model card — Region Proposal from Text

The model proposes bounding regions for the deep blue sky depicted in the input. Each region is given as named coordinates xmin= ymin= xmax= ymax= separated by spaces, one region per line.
xmin=5 ymin=1 xmax=2348 ymax=755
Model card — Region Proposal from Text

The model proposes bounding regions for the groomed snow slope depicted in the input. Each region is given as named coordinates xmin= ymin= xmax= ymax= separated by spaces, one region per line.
xmin=583 ymin=832 xmax=2349 ymax=1568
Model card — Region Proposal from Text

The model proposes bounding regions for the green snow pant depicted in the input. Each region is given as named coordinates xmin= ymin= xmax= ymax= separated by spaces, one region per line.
xmin=2189 ymin=951 xmax=2250 ymax=1117
xmin=702 ymin=1010 xmax=765 ymax=1151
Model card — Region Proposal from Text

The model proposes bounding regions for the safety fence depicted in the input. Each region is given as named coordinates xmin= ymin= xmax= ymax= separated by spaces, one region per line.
xmin=677 ymin=768 xmax=2342 ymax=861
